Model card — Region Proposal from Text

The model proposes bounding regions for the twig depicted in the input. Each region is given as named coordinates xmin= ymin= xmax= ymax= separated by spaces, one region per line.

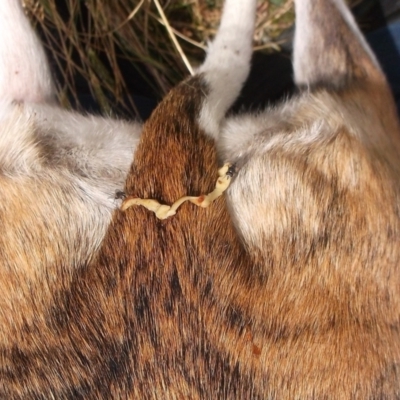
xmin=154 ymin=16 xmax=206 ymax=50
xmin=153 ymin=0 xmax=194 ymax=75
xmin=107 ymin=0 xmax=146 ymax=35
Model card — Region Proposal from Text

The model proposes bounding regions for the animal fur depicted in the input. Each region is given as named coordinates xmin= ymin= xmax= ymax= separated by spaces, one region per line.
xmin=1 ymin=0 xmax=400 ymax=398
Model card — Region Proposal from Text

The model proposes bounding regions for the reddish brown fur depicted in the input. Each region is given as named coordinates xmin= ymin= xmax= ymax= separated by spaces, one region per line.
xmin=3 ymin=77 xmax=398 ymax=399
xmin=1 ymin=0 xmax=400 ymax=398
xmin=224 ymin=79 xmax=400 ymax=397
xmin=0 ymin=77 xmax=256 ymax=398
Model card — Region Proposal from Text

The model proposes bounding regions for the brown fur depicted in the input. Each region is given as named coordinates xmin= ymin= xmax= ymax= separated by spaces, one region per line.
xmin=226 ymin=84 xmax=400 ymax=398
xmin=0 ymin=77 xmax=259 ymax=398
xmin=2 ymin=79 xmax=399 ymax=399
xmin=1 ymin=0 xmax=400 ymax=398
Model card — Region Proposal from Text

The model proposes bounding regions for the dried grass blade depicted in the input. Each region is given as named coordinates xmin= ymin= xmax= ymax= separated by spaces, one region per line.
xmin=153 ymin=0 xmax=194 ymax=75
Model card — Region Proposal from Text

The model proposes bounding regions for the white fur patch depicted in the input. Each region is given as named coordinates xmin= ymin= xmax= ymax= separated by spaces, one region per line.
xmin=0 ymin=0 xmax=55 ymax=103
xmin=0 ymin=103 xmax=42 ymax=175
xmin=197 ymin=0 xmax=257 ymax=138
